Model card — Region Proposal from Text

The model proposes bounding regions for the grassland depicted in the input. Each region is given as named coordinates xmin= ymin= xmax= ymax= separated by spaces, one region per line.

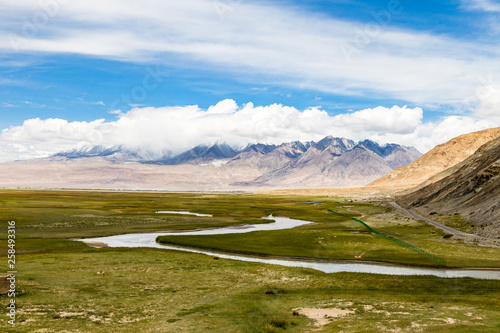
xmin=157 ymin=201 xmax=500 ymax=268
xmin=427 ymin=213 xmax=474 ymax=234
xmin=0 ymin=189 xmax=499 ymax=332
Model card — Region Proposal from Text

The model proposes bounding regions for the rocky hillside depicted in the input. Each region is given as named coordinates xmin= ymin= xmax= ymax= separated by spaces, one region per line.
xmin=368 ymin=127 xmax=500 ymax=189
xmin=398 ymin=136 xmax=500 ymax=238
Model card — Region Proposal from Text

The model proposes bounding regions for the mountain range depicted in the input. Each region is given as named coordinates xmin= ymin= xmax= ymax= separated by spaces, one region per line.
xmin=3 ymin=127 xmax=499 ymax=237
xmin=0 ymin=136 xmax=421 ymax=190
xmin=258 ymin=127 xmax=500 ymax=238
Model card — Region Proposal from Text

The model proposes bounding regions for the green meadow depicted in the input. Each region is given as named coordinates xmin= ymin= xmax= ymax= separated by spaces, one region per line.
xmin=0 ymin=189 xmax=499 ymax=332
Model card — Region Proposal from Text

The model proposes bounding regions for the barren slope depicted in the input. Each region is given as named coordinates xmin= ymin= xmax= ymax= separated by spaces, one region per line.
xmin=368 ymin=127 xmax=500 ymax=189
xmin=398 ymin=136 xmax=500 ymax=238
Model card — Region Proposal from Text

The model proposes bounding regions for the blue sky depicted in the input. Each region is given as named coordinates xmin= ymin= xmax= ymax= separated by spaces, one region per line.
xmin=0 ymin=0 xmax=499 ymax=160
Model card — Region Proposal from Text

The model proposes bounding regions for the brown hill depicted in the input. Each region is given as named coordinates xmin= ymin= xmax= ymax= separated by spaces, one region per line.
xmin=368 ymin=127 xmax=500 ymax=189
xmin=398 ymin=136 xmax=500 ymax=238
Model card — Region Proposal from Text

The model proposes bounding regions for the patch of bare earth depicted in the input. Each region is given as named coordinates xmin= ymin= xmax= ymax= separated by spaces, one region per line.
xmin=295 ymin=307 xmax=353 ymax=327
xmin=80 ymin=241 xmax=108 ymax=248
xmin=0 ymin=275 xmax=12 ymax=294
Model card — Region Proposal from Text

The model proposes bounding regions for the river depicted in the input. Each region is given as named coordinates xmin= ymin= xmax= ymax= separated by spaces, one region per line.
xmin=78 ymin=213 xmax=500 ymax=280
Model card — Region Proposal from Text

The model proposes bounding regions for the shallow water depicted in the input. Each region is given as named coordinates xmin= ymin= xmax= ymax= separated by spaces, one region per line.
xmin=80 ymin=214 xmax=500 ymax=280
xmin=155 ymin=211 xmax=213 ymax=217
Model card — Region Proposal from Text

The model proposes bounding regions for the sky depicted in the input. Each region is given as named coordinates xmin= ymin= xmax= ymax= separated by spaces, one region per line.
xmin=1 ymin=0 xmax=500 ymax=161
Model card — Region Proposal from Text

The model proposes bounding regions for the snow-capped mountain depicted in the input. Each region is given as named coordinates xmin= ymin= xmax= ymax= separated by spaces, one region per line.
xmin=1 ymin=137 xmax=422 ymax=190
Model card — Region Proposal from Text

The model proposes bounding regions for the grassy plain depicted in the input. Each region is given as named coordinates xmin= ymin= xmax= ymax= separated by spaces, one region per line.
xmin=157 ymin=202 xmax=500 ymax=268
xmin=0 ymin=189 xmax=499 ymax=332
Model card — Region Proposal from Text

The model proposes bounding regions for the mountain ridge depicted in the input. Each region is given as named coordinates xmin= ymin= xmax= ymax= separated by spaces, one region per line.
xmin=368 ymin=127 xmax=500 ymax=189
xmin=398 ymin=135 xmax=500 ymax=238
xmin=52 ymin=137 xmax=417 ymax=167
xmin=0 ymin=136 xmax=421 ymax=190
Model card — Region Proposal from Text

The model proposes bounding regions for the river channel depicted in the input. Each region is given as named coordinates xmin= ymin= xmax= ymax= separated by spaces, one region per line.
xmin=79 ymin=213 xmax=500 ymax=280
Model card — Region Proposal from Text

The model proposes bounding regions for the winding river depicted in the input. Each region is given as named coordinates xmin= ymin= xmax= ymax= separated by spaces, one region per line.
xmin=79 ymin=213 xmax=500 ymax=280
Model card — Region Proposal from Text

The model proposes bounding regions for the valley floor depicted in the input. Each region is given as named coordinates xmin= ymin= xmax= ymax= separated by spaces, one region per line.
xmin=0 ymin=189 xmax=499 ymax=332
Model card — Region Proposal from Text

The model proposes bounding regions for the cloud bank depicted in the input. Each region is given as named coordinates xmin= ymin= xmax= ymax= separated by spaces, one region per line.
xmin=0 ymin=100 xmax=497 ymax=162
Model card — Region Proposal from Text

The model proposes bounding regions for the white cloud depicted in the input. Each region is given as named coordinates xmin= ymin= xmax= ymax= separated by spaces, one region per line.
xmin=1 ymin=0 xmax=500 ymax=106
xmin=369 ymin=116 xmax=498 ymax=153
xmin=1 ymin=99 xmax=498 ymax=162
xmin=474 ymin=85 xmax=500 ymax=121
xmin=332 ymin=106 xmax=423 ymax=135
xmin=0 ymin=117 xmax=107 ymax=161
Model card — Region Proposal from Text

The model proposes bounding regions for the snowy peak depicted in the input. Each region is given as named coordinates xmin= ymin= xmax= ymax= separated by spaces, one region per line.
xmin=313 ymin=136 xmax=355 ymax=153
xmin=272 ymin=141 xmax=313 ymax=159
xmin=50 ymin=137 xmax=421 ymax=176
xmin=38 ymin=135 xmax=424 ymax=189
xmin=53 ymin=145 xmax=170 ymax=162
xmin=355 ymin=140 xmax=395 ymax=157
xmin=54 ymin=145 xmax=121 ymax=159
xmin=354 ymin=140 xmax=422 ymax=169
xmin=241 ymin=143 xmax=277 ymax=155
xmin=155 ymin=142 xmax=238 ymax=165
